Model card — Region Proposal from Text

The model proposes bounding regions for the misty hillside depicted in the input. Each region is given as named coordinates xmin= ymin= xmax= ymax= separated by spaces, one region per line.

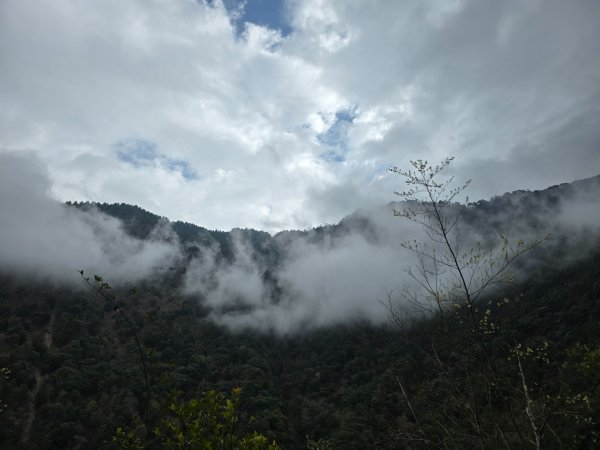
xmin=67 ymin=173 xmax=600 ymax=332
xmin=1 ymin=174 xmax=600 ymax=449
xmin=71 ymin=173 xmax=600 ymax=259
xmin=4 ymin=1 xmax=600 ymax=448
xmin=72 ymin=173 xmax=600 ymax=274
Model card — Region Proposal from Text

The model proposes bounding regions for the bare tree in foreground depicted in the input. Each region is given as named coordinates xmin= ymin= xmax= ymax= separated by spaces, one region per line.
xmin=385 ymin=158 xmax=574 ymax=449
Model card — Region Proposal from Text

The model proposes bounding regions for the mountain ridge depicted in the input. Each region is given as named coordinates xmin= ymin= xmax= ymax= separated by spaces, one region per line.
xmin=67 ymin=172 xmax=600 ymax=239
xmin=1 ymin=174 xmax=600 ymax=448
xmin=64 ymin=172 xmax=600 ymax=277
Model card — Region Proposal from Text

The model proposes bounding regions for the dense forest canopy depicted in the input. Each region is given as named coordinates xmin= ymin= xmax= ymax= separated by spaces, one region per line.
xmin=1 ymin=170 xmax=600 ymax=448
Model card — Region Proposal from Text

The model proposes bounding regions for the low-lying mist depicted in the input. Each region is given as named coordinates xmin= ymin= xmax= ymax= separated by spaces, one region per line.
xmin=2 ymin=152 xmax=599 ymax=334
xmin=181 ymin=175 xmax=600 ymax=334
xmin=183 ymin=218 xmax=425 ymax=334
xmin=0 ymin=153 xmax=181 ymax=285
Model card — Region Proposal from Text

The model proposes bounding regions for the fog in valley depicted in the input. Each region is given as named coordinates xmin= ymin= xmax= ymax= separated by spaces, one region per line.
xmin=2 ymin=152 xmax=599 ymax=334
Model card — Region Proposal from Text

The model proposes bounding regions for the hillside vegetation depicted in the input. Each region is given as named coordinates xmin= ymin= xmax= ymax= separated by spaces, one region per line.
xmin=1 ymin=174 xmax=600 ymax=448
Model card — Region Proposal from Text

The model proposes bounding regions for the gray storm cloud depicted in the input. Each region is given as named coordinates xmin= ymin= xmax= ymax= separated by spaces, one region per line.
xmin=0 ymin=153 xmax=181 ymax=284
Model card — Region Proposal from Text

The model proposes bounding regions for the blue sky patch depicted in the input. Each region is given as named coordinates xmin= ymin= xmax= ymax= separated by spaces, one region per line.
xmin=317 ymin=108 xmax=357 ymax=164
xmin=221 ymin=0 xmax=293 ymax=38
xmin=115 ymin=139 xmax=158 ymax=167
xmin=115 ymin=139 xmax=199 ymax=181
xmin=165 ymin=159 xmax=199 ymax=181
xmin=320 ymin=150 xmax=346 ymax=164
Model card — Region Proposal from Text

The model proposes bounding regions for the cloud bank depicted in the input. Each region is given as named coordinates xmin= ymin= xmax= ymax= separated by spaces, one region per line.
xmin=0 ymin=153 xmax=181 ymax=284
xmin=182 ymin=176 xmax=600 ymax=334
xmin=1 ymin=153 xmax=599 ymax=335
xmin=1 ymin=0 xmax=599 ymax=231
xmin=183 ymin=211 xmax=425 ymax=333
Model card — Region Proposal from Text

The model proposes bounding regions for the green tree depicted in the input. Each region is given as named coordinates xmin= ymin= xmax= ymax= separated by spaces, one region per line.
xmin=153 ymin=388 xmax=279 ymax=450
xmin=80 ymin=271 xmax=152 ymax=442
xmin=81 ymin=274 xmax=279 ymax=449
xmin=0 ymin=367 xmax=9 ymax=414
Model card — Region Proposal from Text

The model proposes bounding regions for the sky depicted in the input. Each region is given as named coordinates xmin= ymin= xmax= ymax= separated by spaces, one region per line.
xmin=1 ymin=0 xmax=600 ymax=232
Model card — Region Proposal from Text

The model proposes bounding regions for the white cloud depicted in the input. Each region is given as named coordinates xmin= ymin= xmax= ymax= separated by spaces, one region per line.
xmin=1 ymin=0 xmax=599 ymax=232
xmin=0 ymin=153 xmax=181 ymax=283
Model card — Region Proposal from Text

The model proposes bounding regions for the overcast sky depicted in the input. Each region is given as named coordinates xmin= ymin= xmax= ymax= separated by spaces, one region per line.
xmin=1 ymin=0 xmax=599 ymax=232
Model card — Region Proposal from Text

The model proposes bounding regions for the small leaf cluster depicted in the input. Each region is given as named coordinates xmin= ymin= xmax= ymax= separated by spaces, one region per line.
xmin=153 ymin=388 xmax=280 ymax=450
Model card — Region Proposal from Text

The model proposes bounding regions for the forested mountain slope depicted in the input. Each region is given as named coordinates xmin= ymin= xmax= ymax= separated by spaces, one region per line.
xmin=1 ymin=175 xmax=599 ymax=449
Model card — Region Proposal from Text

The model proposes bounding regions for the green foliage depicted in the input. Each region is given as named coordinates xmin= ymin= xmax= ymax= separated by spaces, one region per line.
xmin=113 ymin=427 xmax=144 ymax=450
xmin=1 ymin=258 xmax=600 ymax=448
xmin=581 ymin=345 xmax=600 ymax=379
xmin=153 ymin=388 xmax=279 ymax=450
xmin=0 ymin=367 xmax=9 ymax=414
